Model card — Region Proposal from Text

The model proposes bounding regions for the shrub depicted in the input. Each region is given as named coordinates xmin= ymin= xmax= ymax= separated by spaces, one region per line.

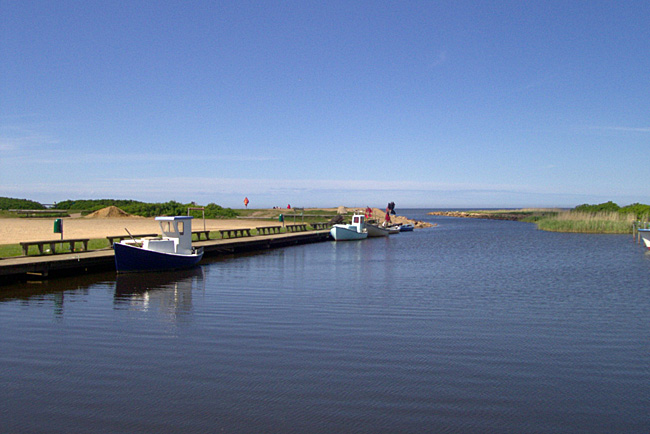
xmin=0 ymin=197 xmax=45 ymax=210
xmin=55 ymin=199 xmax=238 ymax=218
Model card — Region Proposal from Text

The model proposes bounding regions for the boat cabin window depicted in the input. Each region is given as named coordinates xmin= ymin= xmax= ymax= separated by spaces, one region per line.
xmin=353 ymin=216 xmax=364 ymax=224
xmin=161 ymin=221 xmax=184 ymax=235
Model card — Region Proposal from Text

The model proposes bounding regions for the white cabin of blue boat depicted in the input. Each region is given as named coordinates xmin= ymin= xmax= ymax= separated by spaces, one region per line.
xmin=123 ymin=216 xmax=195 ymax=254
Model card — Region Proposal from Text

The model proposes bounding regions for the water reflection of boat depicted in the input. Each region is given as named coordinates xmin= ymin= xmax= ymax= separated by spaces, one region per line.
xmin=114 ymin=268 xmax=204 ymax=317
xmin=114 ymin=267 xmax=204 ymax=295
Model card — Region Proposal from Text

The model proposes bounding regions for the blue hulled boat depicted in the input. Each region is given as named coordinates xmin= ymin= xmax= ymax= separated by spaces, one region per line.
xmin=114 ymin=216 xmax=204 ymax=273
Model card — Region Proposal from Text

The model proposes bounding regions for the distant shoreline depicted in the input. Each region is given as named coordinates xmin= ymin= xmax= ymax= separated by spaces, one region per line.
xmin=428 ymin=209 xmax=638 ymax=234
xmin=427 ymin=210 xmax=539 ymax=221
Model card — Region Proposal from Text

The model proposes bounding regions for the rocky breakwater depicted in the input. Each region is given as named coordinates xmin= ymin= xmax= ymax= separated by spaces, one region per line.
xmin=392 ymin=215 xmax=435 ymax=228
xmin=354 ymin=207 xmax=434 ymax=228
xmin=427 ymin=211 xmax=523 ymax=221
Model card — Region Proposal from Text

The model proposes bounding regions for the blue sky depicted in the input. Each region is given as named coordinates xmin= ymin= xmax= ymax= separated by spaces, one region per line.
xmin=1 ymin=1 xmax=649 ymax=209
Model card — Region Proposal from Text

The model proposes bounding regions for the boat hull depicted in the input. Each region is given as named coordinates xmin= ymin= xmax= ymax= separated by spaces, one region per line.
xmin=399 ymin=224 xmax=414 ymax=232
xmin=639 ymin=229 xmax=650 ymax=250
xmin=366 ymin=224 xmax=390 ymax=237
xmin=330 ymin=225 xmax=368 ymax=241
xmin=114 ymin=242 xmax=203 ymax=273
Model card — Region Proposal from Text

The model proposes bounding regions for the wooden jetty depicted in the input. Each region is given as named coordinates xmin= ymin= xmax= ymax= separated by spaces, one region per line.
xmin=633 ymin=220 xmax=650 ymax=245
xmin=0 ymin=230 xmax=332 ymax=283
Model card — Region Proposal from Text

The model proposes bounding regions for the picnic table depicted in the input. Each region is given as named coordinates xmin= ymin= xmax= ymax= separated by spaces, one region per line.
xmin=192 ymin=230 xmax=211 ymax=241
xmin=311 ymin=222 xmax=331 ymax=230
xmin=219 ymin=228 xmax=252 ymax=238
xmin=256 ymin=226 xmax=282 ymax=235
xmin=20 ymin=238 xmax=90 ymax=256
xmin=285 ymin=224 xmax=308 ymax=232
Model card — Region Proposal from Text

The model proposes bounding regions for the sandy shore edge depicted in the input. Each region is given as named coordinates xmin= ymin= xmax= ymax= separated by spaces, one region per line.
xmin=0 ymin=217 xmax=275 ymax=245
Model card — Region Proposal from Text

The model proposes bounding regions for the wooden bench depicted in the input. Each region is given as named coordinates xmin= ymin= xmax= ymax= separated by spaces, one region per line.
xmin=106 ymin=233 xmax=158 ymax=246
xmin=219 ymin=228 xmax=251 ymax=238
xmin=311 ymin=222 xmax=331 ymax=230
xmin=9 ymin=209 xmax=69 ymax=217
xmin=20 ymin=238 xmax=90 ymax=256
xmin=256 ymin=226 xmax=282 ymax=235
xmin=192 ymin=230 xmax=211 ymax=241
xmin=285 ymin=224 xmax=308 ymax=232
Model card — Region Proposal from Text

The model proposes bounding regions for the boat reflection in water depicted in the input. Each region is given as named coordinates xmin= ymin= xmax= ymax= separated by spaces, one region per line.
xmin=114 ymin=267 xmax=205 ymax=319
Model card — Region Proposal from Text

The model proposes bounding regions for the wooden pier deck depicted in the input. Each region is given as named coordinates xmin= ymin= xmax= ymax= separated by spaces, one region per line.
xmin=0 ymin=230 xmax=332 ymax=282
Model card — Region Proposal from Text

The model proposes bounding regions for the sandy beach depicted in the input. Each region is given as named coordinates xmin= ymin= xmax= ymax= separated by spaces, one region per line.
xmin=0 ymin=206 xmax=427 ymax=246
xmin=0 ymin=217 xmax=274 ymax=245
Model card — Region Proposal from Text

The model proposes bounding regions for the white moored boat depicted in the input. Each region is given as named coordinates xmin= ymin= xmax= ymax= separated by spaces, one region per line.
xmin=366 ymin=222 xmax=390 ymax=237
xmin=330 ymin=214 xmax=368 ymax=241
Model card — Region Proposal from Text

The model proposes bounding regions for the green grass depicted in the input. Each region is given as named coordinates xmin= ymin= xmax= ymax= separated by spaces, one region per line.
xmin=0 ymin=244 xmax=23 ymax=257
xmin=0 ymin=226 xmax=326 ymax=258
xmin=0 ymin=238 xmax=113 ymax=257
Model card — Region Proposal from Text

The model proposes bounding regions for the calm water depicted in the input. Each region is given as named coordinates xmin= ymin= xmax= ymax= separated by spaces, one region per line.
xmin=1 ymin=211 xmax=649 ymax=433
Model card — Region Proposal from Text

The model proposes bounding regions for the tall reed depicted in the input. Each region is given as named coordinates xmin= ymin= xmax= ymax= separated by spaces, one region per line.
xmin=536 ymin=211 xmax=635 ymax=233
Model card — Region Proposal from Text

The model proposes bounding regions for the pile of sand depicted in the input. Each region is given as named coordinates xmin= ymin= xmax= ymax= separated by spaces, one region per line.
xmin=85 ymin=206 xmax=133 ymax=218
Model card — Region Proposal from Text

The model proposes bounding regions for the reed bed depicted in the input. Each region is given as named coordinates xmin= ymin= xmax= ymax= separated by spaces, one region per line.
xmin=536 ymin=211 xmax=635 ymax=233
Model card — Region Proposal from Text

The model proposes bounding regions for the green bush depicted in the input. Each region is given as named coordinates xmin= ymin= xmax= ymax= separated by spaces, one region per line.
xmin=575 ymin=201 xmax=620 ymax=213
xmin=573 ymin=201 xmax=650 ymax=220
xmin=620 ymin=203 xmax=650 ymax=220
xmin=55 ymin=199 xmax=238 ymax=218
xmin=0 ymin=197 xmax=45 ymax=210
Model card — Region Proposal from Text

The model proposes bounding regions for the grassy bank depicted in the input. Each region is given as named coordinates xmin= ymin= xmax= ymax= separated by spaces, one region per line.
xmin=0 ymin=224 xmax=332 ymax=258
xmin=0 ymin=239 xmax=114 ymax=257
xmin=429 ymin=208 xmax=640 ymax=234
xmin=428 ymin=209 xmax=561 ymax=222
xmin=535 ymin=211 xmax=636 ymax=233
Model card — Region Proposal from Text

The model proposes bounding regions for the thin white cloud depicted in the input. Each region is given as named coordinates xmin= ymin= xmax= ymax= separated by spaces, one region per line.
xmin=1 ymin=150 xmax=279 ymax=164
xmin=430 ymin=50 xmax=447 ymax=67
xmin=4 ymin=176 xmax=648 ymax=209
xmin=0 ymin=141 xmax=17 ymax=152
xmin=0 ymin=132 xmax=60 ymax=153
xmin=0 ymin=176 xmax=543 ymax=197
xmin=587 ymin=126 xmax=650 ymax=133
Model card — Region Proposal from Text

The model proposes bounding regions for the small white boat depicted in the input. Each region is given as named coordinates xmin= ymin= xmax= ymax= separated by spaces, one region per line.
xmin=114 ymin=216 xmax=204 ymax=273
xmin=639 ymin=228 xmax=650 ymax=250
xmin=365 ymin=219 xmax=390 ymax=237
xmin=330 ymin=214 xmax=368 ymax=241
xmin=366 ymin=224 xmax=390 ymax=237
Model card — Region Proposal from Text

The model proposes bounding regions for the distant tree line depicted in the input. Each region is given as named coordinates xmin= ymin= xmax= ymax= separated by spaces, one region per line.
xmin=53 ymin=199 xmax=238 ymax=218
xmin=574 ymin=201 xmax=650 ymax=219
xmin=0 ymin=197 xmax=46 ymax=210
